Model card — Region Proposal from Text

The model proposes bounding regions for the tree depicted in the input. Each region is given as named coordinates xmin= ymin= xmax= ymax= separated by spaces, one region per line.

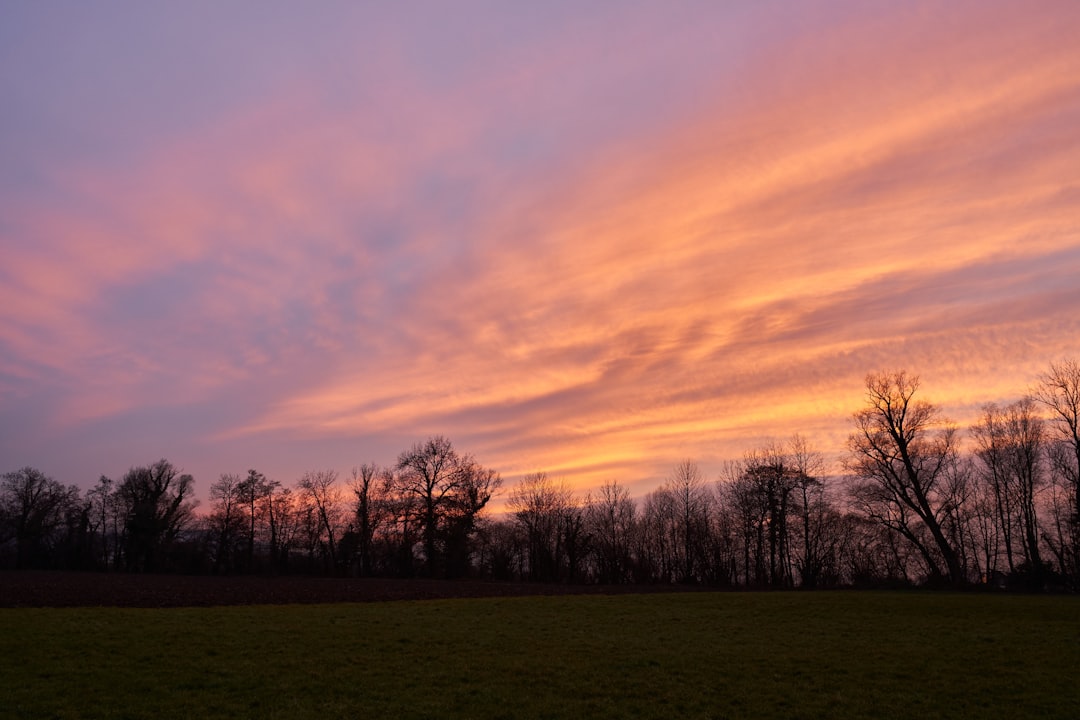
xmin=390 ymin=438 xmax=502 ymax=578
xmin=703 ymin=476 xmax=740 ymax=586
xmin=638 ymin=486 xmax=675 ymax=582
xmin=846 ymin=371 xmax=966 ymax=584
xmin=739 ymin=445 xmax=798 ymax=587
xmin=347 ymin=463 xmax=391 ymax=577
xmin=86 ymin=475 xmax=118 ymax=569
xmin=560 ymin=501 xmax=588 ymax=583
xmin=238 ymin=469 xmax=269 ymax=571
xmin=394 ymin=436 xmax=463 ymax=576
xmin=585 ymin=480 xmax=636 ymax=583
xmin=297 ymin=470 xmax=343 ymax=572
xmin=0 ymin=467 xmax=79 ymax=569
xmin=369 ymin=467 xmax=419 ymax=577
xmin=508 ymin=472 xmax=574 ymax=582
xmin=208 ymin=473 xmax=243 ymax=573
xmin=970 ymin=399 xmax=1046 ymax=585
xmin=117 ymin=459 xmax=197 ymax=572
xmin=264 ymin=483 xmax=299 ymax=573
xmin=441 ymin=456 xmax=501 ymax=577
xmin=719 ymin=459 xmax=765 ymax=586
xmin=1032 ymin=359 xmax=1080 ymax=583
xmin=789 ymin=434 xmax=832 ymax=588
xmin=472 ymin=517 xmax=522 ymax=580
xmin=663 ymin=460 xmax=711 ymax=583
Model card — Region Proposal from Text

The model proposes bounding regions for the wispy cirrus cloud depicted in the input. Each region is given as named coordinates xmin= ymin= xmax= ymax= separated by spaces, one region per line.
xmin=1 ymin=0 xmax=1078 ymax=494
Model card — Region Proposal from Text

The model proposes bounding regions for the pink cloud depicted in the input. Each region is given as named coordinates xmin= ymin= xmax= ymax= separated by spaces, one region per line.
xmin=2 ymin=1 xmax=1079 ymax=498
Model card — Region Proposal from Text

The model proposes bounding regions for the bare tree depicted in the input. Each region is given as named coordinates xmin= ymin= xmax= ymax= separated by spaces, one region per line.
xmin=508 ymin=471 xmax=574 ymax=582
xmin=264 ymin=483 xmax=298 ymax=572
xmin=966 ymin=455 xmax=1004 ymax=584
xmin=86 ymin=476 xmax=117 ymax=569
xmin=1032 ymin=359 xmax=1080 ymax=582
xmin=378 ymin=470 xmax=423 ymax=576
xmin=585 ymin=480 xmax=636 ymax=583
xmin=116 ymin=459 xmax=197 ymax=572
xmin=970 ymin=399 xmax=1046 ymax=584
xmin=472 ymin=517 xmax=523 ymax=580
xmin=664 ymin=460 xmax=711 ymax=583
xmin=208 ymin=473 xmax=243 ymax=573
xmin=637 ymin=486 xmax=675 ymax=582
xmin=560 ymin=501 xmax=588 ymax=583
xmin=789 ymin=434 xmax=831 ymax=588
xmin=238 ymin=469 xmax=269 ymax=570
xmin=0 ymin=467 xmax=80 ymax=569
xmin=442 ymin=456 xmax=501 ymax=577
xmin=740 ymin=444 xmax=798 ymax=587
xmin=348 ymin=463 xmax=391 ymax=577
xmin=719 ymin=459 xmax=763 ymax=586
xmin=845 ymin=371 xmax=965 ymax=584
xmin=394 ymin=436 xmax=463 ymax=576
xmin=297 ymin=470 xmax=343 ymax=572
xmin=704 ymin=474 xmax=740 ymax=586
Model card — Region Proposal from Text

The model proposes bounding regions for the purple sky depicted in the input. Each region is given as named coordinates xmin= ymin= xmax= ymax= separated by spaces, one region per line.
xmin=3 ymin=1 xmax=1080 ymax=504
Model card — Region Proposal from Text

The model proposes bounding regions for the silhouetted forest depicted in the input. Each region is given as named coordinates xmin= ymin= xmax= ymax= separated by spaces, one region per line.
xmin=3 ymin=360 xmax=1079 ymax=591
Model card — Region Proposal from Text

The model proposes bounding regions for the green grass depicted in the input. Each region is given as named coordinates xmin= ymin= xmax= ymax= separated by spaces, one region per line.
xmin=1 ymin=592 xmax=1077 ymax=719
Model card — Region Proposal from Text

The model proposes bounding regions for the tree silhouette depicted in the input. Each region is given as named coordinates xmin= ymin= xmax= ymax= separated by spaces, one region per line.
xmin=971 ymin=399 xmax=1047 ymax=587
xmin=347 ymin=463 xmax=390 ymax=577
xmin=0 ymin=467 xmax=78 ymax=569
xmin=846 ymin=372 xmax=965 ymax=584
xmin=508 ymin=472 xmax=574 ymax=582
xmin=297 ymin=470 xmax=343 ymax=572
xmin=1033 ymin=359 xmax=1080 ymax=584
xmin=208 ymin=472 xmax=243 ymax=573
xmin=117 ymin=460 xmax=196 ymax=572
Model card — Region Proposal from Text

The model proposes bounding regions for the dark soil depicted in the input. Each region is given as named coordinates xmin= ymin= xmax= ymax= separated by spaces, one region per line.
xmin=0 ymin=571 xmax=701 ymax=608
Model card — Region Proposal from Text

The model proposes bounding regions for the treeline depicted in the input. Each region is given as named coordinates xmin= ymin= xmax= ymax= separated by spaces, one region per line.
xmin=2 ymin=361 xmax=1079 ymax=590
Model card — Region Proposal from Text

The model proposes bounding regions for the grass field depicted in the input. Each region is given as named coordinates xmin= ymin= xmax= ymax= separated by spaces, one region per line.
xmin=1 ymin=591 xmax=1077 ymax=719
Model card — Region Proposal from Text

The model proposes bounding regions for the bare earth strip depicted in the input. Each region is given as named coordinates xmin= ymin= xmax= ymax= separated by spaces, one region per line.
xmin=0 ymin=571 xmax=703 ymax=607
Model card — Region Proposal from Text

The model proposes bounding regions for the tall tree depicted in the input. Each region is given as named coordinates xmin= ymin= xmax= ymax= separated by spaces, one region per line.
xmin=394 ymin=436 xmax=463 ymax=576
xmin=1032 ymin=359 xmax=1080 ymax=582
xmin=740 ymin=445 xmax=797 ymax=587
xmin=86 ymin=475 xmax=116 ymax=569
xmin=297 ymin=470 xmax=343 ymax=572
xmin=238 ymin=469 xmax=269 ymax=570
xmin=348 ymin=463 xmax=390 ymax=577
xmin=208 ymin=473 xmax=243 ymax=573
xmin=846 ymin=371 xmax=965 ymax=584
xmin=264 ymin=483 xmax=298 ymax=573
xmin=637 ymin=486 xmax=675 ymax=582
xmin=970 ymin=399 xmax=1046 ymax=584
xmin=441 ymin=456 xmax=501 ymax=577
xmin=789 ymin=434 xmax=831 ymax=588
xmin=719 ymin=460 xmax=765 ymax=586
xmin=0 ymin=467 xmax=79 ymax=569
xmin=508 ymin=471 xmax=574 ymax=582
xmin=664 ymin=460 xmax=711 ymax=583
xmin=585 ymin=480 xmax=635 ymax=583
xmin=117 ymin=459 xmax=196 ymax=572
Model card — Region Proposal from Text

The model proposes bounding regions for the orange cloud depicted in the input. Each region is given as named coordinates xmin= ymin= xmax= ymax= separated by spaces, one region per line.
xmin=242 ymin=1 xmax=1080 ymax=492
xmin=3 ymin=1 xmax=1078 ymax=497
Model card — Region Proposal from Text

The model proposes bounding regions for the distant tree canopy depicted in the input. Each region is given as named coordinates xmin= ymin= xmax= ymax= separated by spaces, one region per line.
xmin=118 ymin=460 xmax=197 ymax=572
xmin=3 ymin=360 xmax=1079 ymax=590
xmin=0 ymin=467 xmax=79 ymax=569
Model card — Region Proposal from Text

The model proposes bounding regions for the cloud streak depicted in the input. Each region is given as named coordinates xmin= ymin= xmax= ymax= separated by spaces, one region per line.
xmin=2 ymin=0 xmax=1079 ymax=497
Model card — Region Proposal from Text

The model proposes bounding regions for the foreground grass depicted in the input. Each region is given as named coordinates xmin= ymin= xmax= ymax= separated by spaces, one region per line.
xmin=1 ymin=591 xmax=1077 ymax=719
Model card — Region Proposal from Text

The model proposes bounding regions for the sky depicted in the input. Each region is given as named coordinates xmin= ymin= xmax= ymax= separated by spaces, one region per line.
xmin=2 ymin=1 xmax=1080 ymax=504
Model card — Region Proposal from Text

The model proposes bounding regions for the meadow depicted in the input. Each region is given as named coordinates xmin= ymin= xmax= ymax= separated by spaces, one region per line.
xmin=1 ymin=591 xmax=1077 ymax=719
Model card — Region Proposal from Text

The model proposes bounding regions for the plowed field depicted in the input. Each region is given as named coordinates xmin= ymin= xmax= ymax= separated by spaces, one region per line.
xmin=0 ymin=571 xmax=696 ymax=607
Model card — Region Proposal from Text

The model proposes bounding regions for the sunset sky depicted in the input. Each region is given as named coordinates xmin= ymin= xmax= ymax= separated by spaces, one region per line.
xmin=2 ymin=1 xmax=1079 ymax=503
